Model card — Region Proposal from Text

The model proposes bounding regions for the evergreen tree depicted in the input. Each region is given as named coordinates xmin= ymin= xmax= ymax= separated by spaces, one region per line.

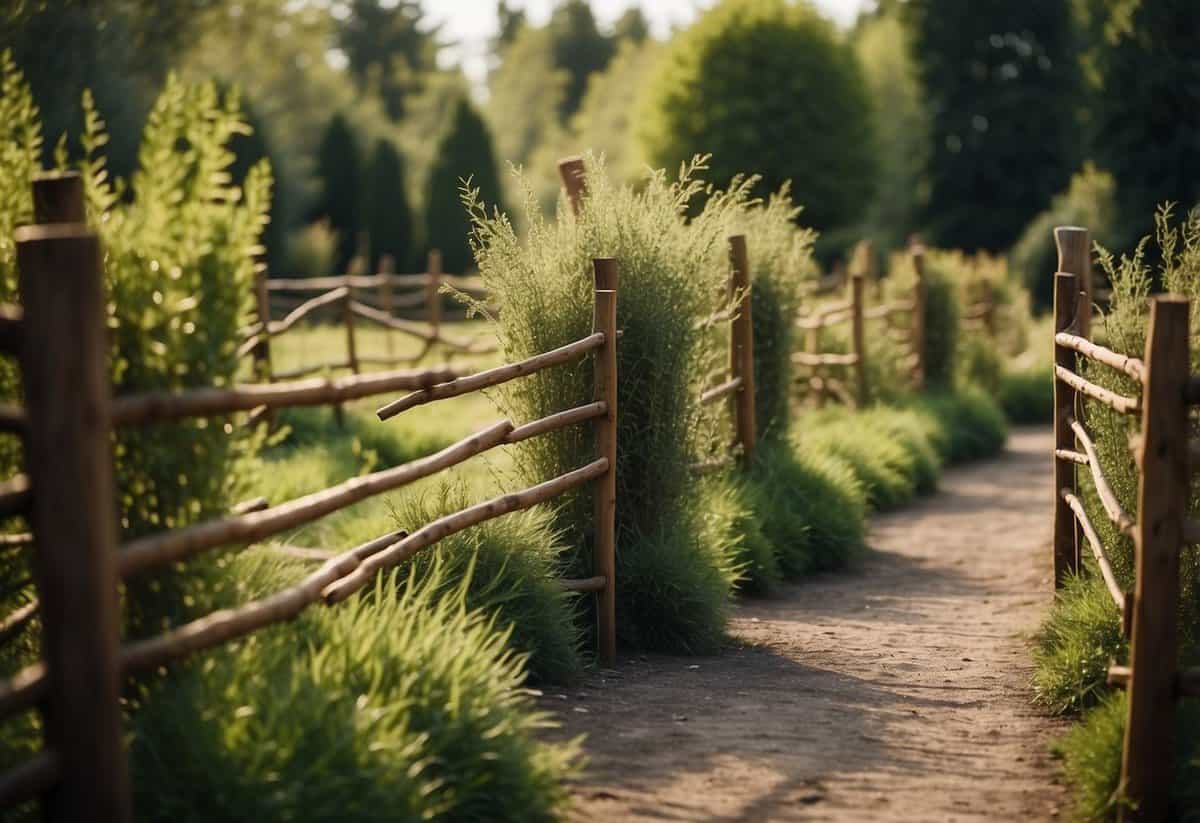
xmin=613 ymin=8 xmax=650 ymax=43
xmin=425 ymin=96 xmax=504 ymax=273
xmin=546 ymin=0 xmax=615 ymax=118
xmin=1079 ymin=0 xmax=1200 ymax=246
xmin=908 ymin=0 xmax=1081 ymax=251
xmin=312 ymin=113 xmax=362 ymax=273
xmin=338 ymin=0 xmax=440 ymax=121
xmin=362 ymin=137 xmax=415 ymax=271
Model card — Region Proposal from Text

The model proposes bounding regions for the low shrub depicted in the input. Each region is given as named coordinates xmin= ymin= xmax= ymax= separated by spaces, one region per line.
xmin=466 ymin=155 xmax=750 ymax=653
xmin=911 ymin=387 xmax=1008 ymax=464
xmin=766 ymin=444 xmax=867 ymax=573
xmin=700 ymin=475 xmax=782 ymax=595
xmin=128 ymin=557 xmax=578 ymax=822
xmin=387 ymin=487 xmax=583 ymax=683
xmin=1032 ymin=572 xmax=1126 ymax=715
xmin=801 ymin=411 xmax=920 ymax=511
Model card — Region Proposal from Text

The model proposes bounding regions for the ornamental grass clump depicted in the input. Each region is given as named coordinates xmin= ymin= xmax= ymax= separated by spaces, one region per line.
xmin=128 ymin=556 xmax=578 ymax=823
xmin=387 ymin=485 xmax=583 ymax=683
xmin=465 ymin=154 xmax=745 ymax=652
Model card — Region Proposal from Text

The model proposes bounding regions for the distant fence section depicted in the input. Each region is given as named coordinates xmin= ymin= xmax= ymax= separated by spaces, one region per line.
xmin=0 ymin=174 xmax=619 ymax=821
xmin=241 ymin=250 xmax=496 ymax=383
xmin=1049 ymin=224 xmax=1194 ymax=823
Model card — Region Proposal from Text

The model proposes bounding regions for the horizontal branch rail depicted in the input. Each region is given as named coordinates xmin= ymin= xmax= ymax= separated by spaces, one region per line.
xmin=271 ymin=360 xmax=353 ymax=381
xmin=265 ymin=272 xmax=487 ymax=294
xmin=792 ymin=351 xmax=859 ymax=367
xmin=1055 ymin=448 xmax=1089 ymax=465
xmin=1055 ymin=332 xmax=1145 ymax=383
xmin=1069 ymin=418 xmax=1135 ymax=534
xmin=322 ymin=457 xmax=609 ymax=604
xmin=377 ymin=333 xmax=606 ymax=420
xmin=0 ymin=751 xmax=58 ymax=808
xmin=795 ymin=305 xmax=852 ymax=330
xmin=120 ymin=531 xmax=404 ymax=673
xmin=111 ymin=366 xmax=458 ymax=426
xmin=559 ymin=576 xmax=606 ymax=593
xmin=504 ymin=402 xmax=606 ymax=444
xmin=700 ymin=376 xmax=743 ymax=405
xmin=1061 ymin=490 xmax=1126 ymax=610
xmin=1107 ymin=665 xmax=1200 ymax=699
xmin=1055 ymin=365 xmax=1141 ymax=415
xmin=863 ymin=302 xmax=912 ymax=321
xmin=0 ymin=598 xmax=38 ymax=645
xmin=118 ymin=420 xmax=515 ymax=577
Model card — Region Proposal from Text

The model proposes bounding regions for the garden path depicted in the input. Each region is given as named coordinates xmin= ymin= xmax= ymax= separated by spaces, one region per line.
xmin=538 ymin=427 xmax=1069 ymax=821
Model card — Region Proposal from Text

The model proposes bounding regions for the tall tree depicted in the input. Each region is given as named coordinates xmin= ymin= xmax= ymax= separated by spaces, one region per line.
xmin=337 ymin=0 xmax=440 ymax=121
xmin=546 ymin=0 xmax=615 ymax=118
xmin=312 ymin=113 xmax=362 ymax=273
xmin=425 ymin=96 xmax=504 ymax=273
xmin=613 ymin=8 xmax=650 ymax=43
xmin=362 ymin=138 xmax=415 ymax=271
xmin=909 ymin=0 xmax=1081 ymax=251
xmin=1078 ymin=0 xmax=1200 ymax=245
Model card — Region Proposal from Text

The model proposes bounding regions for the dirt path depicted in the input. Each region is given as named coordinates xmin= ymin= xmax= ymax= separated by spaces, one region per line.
xmin=539 ymin=428 xmax=1068 ymax=821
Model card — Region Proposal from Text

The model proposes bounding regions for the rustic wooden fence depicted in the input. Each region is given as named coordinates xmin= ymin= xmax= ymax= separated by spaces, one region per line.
xmin=1049 ymin=225 xmax=1194 ymax=823
xmin=241 ymin=251 xmax=495 ymax=383
xmin=794 ymin=243 xmax=928 ymax=406
xmin=0 ymin=173 xmax=619 ymax=820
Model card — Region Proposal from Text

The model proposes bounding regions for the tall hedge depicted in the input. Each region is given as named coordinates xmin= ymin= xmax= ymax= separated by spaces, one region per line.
xmin=361 ymin=137 xmax=414 ymax=271
xmin=636 ymin=0 xmax=876 ymax=233
xmin=426 ymin=96 xmax=502 ymax=273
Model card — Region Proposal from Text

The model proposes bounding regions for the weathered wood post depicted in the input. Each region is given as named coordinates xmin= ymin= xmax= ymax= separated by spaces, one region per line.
xmin=728 ymin=236 xmax=757 ymax=463
xmin=343 ymin=259 xmax=361 ymax=376
xmin=1056 ymin=226 xmax=1092 ymax=339
xmin=911 ymin=245 xmax=928 ymax=389
xmin=1120 ymin=296 xmax=1189 ymax=823
xmin=981 ymin=279 xmax=997 ymax=338
xmin=1052 ymin=272 xmax=1080 ymax=588
xmin=379 ymin=253 xmax=396 ymax=359
xmin=850 ymin=272 xmax=867 ymax=407
xmin=558 ymin=156 xmax=587 ymax=217
xmin=425 ymin=249 xmax=443 ymax=346
xmin=592 ymin=258 xmax=618 ymax=666
xmin=16 ymin=173 xmax=131 ymax=822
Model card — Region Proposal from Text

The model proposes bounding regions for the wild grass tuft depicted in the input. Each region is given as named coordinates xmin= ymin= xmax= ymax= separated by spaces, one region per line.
xmin=911 ymin=387 xmax=1008 ymax=464
xmin=801 ymin=410 xmax=921 ymax=511
xmin=128 ymin=555 xmax=578 ymax=822
xmin=999 ymin=364 xmax=1053 ymax=424
xmin=700 ymin=475 xmax=783 ymax=595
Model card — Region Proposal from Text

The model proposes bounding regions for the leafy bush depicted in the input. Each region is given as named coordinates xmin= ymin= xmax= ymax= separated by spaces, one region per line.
xmin=387 ymin=487 xmax=583 ymax=683
xmin=128 ymin=557 xmax=578 ymax=822
xmin=427 ymin=95 xmax=503 ymax=273
xmin=1010 ymin=165 xmax=1117 ymax=311
xmin=465 ymin=155 xmax=746 ymax=653
xmin=637 ymin=0 xmax=876 ymax=233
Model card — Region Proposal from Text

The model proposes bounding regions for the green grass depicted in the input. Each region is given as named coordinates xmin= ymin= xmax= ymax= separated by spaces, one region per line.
xmin=1032 ymin=573 xmax=1126 ymax=715
xmin=128 ymin=556 xmax=579 ymax=823
xmin=700 ymin=475 xmax=783 ymax=595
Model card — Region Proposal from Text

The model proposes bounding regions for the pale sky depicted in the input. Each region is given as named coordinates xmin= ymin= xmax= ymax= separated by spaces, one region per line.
xmin=430 ymin=0 xmax=870 ymax=88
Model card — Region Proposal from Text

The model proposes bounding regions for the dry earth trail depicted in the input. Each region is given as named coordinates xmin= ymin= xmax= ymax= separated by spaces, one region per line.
xmin=538 ymin=428 xmax=1069 ymax=822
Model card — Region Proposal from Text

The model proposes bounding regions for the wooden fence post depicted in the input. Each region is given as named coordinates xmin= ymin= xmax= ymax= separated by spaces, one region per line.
xmin=728 ymin=236 xmax=757 ymax=463
xmin=911 ymin=245 xmax=927 ymax=389
xmin=15 ymin=174 xmax=131 ymax=822
xmin=592 ymin=258 xmax=618 ymax=667
xmin=1052 ymin=271 xmax=1080 ymax=588
xmin=31 ymin=172 xmax=85 ymax=224
xmin=252 ymin=265 xmax=273 ymax=382
xmin=558 ymin=156 xmax=587 ymax=217
xmin=426 ymin=249 xmax=443 ymax=344
xmin=1056 ymin=226 xmax=1092 ymax=339
xmin=1120 ymin=296 xmax=1189 ymax=823
xmin=343 ymin=260 xmax=361 ymax=376
xmin=379 ymin=254 xmax=396 ymax=359
xmin=850 ymin=272 xmax=867 ymax=407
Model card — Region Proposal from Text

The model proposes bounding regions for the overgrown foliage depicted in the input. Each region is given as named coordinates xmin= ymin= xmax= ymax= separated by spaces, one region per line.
xmin=128 ymin=560 xmax=579 ymax=822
